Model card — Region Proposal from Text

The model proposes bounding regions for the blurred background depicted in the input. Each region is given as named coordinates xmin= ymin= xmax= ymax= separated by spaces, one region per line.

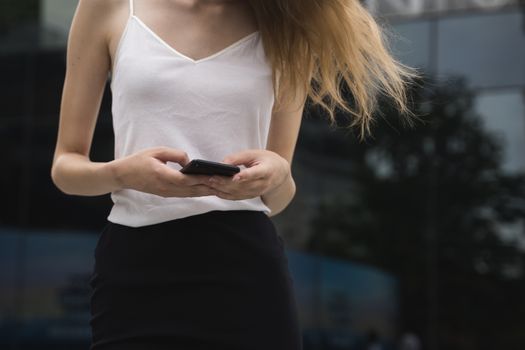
xmin=1 ymin=0 xmax=524 ymax=349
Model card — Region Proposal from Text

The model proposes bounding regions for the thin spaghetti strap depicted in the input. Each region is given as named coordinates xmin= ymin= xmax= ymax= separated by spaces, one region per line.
xmin=129 ymin=0 xmax=134 ymax=17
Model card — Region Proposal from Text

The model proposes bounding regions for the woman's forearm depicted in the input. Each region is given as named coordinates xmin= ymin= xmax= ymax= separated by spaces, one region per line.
xmin=261 ymin=172 xmax=296 ymax=217
xmin=51 ymin=152 xmax=121 ymax=196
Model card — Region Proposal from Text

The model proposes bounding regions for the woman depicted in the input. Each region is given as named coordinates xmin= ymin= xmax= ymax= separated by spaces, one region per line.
xmin=51 ymin=0 xmax=418 ymax=349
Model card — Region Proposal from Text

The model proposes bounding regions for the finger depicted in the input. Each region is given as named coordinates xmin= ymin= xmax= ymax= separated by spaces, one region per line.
xmin=238 ymin=178 xmax=268 ymax=195
xmin=172 ymin=184 xmax=216 ymax=198
xmin=244 ymin=178 xmax=268 ymax=192
xmin=232 ymin=167 xmax=267 ymax=182
xmin=209 ymin=178 xmax=266 ymax=198
xmin=191 ymin=184 xmax=218 ymax=197
xmin=180 ymin=173 xmax=213 ymax=186
xmin=222 ymin=149 xmax=258 ymax=166
xmin=212 ymin=187 xmax=239 ymax=200
xmin=154 ymin=163 xmax=182 ymax=183
xmin=207 ymin=180 xmax=234 ymax=194
xmin=158 ymin=167 xmax=210 ymax=186
xmin=207 ymin=178 xmax=252 ymax=197
xmin=211 ymin=168 xmax=262 ymax=183
xmin=153 ymin=147 xmax=190 ymax=167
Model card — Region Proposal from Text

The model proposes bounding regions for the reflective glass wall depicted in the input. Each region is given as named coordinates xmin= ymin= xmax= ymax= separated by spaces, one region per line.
xmin=1 ymin=1 xmax=524 ymax=350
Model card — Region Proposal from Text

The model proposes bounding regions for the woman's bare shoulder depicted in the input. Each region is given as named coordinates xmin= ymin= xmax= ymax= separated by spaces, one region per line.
xmin=75 ymin=0 xmax=124 ymax=21
xmin=69 ymin=0 xmax=130 ymax=68
xmin=76 ymin=0 xmax=127 ymax=15
xmin=72 ymin=0 xmax=127 ymax=43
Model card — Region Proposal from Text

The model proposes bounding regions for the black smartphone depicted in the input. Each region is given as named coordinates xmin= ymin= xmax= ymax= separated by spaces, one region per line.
xmin=179 ymin=159 xmax=240 ymax=176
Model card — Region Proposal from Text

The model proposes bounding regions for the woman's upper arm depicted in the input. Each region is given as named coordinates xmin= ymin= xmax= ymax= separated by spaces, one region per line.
xmin=265 ymin=84 xmax=308 ymax=169
xmin=52 ymin=0 xmax=114 ymax=166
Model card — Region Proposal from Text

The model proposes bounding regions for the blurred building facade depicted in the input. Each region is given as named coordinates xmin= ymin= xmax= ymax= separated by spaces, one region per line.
xmin=1 ymin=1 xmax=524 ymax=350
xmin=369 ymin=0 xmax=525 ymax=175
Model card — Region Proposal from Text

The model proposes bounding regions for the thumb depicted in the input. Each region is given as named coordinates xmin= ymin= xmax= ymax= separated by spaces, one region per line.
xmin=222 ymin=150 xmax=256 ymax=166
xmin=153 ymin=147 xmax=190 ymax=166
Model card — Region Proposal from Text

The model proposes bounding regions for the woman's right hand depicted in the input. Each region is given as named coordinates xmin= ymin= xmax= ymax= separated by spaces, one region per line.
xmin=109 ymin=146 xmax=215 ymax=198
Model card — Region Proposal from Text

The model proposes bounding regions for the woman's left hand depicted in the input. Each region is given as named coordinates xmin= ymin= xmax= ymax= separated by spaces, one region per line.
xmin=207 ymin=149 xmax=290 ymax=200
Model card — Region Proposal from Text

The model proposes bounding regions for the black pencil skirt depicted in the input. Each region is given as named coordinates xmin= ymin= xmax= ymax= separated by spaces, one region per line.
xmin=88 ymin=209 xmax=303 ymax=350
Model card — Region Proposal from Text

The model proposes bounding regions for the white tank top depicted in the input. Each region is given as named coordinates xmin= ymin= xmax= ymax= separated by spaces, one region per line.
xmin=107 ymin=0 xmax=273 ymax=227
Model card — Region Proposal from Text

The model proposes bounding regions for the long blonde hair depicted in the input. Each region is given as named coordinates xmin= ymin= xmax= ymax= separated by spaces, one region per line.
xmin=248 ymin=0 xmax=422 ymax=141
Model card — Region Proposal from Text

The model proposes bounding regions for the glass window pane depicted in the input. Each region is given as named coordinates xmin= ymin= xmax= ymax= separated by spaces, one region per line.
xmin=0 ymin=230 xmax=18 ymax=324
xmin=366 ymin=0 xmax=521 ymax=18
xmin=438 ymin=12 xmax=525 ymax=88
xmin=40 ymin=0 xmax=77 ymax=49
xmin=391 ymin=21 xmax=431 ymax=71
xmin=474 ymin=89 xmax=525 ymax=174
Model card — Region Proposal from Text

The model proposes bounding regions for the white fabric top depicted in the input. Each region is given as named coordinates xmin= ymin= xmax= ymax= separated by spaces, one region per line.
xmin=107 ymin=0 xmax=273 ymax=227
